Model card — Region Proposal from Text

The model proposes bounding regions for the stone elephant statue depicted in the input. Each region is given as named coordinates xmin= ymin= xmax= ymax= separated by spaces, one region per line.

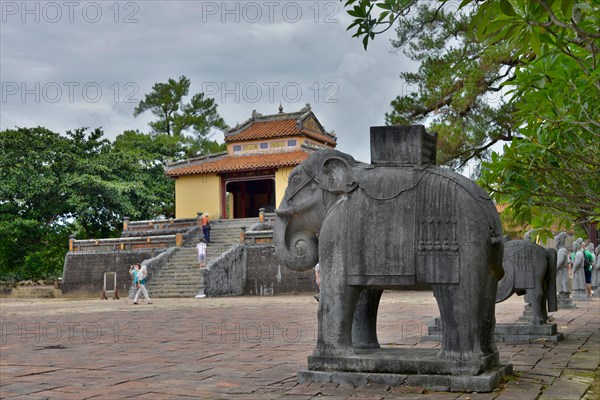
xmin=274 ymin=126 xmax=504 ymax=375
xmin=496 ymin=240 xmax=558 ymax=324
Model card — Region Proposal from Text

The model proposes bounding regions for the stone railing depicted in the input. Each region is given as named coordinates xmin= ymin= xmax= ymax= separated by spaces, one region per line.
xmin=123 ymin=216 xmax=201 ymax=236
xmin=69 ymin=234 xmax=183 ymax=253
xmin=244 ymin=228 xmax=273 ymax=244
xmin=140 ymin=246 xmax=179 ymax=282
xmin=69 ymin=214 xmax=208 ymax=253
xmin=202 ymin=244 xmax=245 ymax=297
xmin=242 ymin=211 xmax=274 ymax=244
xmin=261 ymin=211 xmax=276 ymax=225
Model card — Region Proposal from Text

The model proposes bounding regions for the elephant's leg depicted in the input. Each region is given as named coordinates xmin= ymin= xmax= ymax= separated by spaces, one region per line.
xmin=480 ymin=270 xmax=499 ymax=356
xmin=314 ymin=204 xmax=361 ymax=357
xmin=524 ymin=288 xmax=546 ymax=325
xmin=352 ymin=289 xmax=383 ymax=349
xmin=316 ymin=280 xmax=361 ymax=356
xmin=433 ymin=283 xmax=484 ymax=365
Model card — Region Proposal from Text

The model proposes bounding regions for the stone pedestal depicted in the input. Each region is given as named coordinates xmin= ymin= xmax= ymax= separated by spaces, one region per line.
xmin=517 ymin=303 xmax=535 ymax=322
xmin=572 ymin=289 xmax=591 ymax=301
xmin=300 ymin=348 xmax=512 ymax=393
xmin=517 ymin=303 xmax=560 ymax=323
xmin=557 ymin=294 xmax=577 ymax=309
xmin=495 ymin=323 xmax=564 ymax=342
xmin=425 ymin=317 xmax=564 ymax=343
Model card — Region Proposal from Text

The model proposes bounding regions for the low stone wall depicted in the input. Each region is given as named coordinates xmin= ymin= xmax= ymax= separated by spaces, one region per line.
xmin=125 ymin=217 xmax=199 ymax=233
xmin=203 ymin=244 xmax=246 ymax=297
xmin=201 ymin=243 xmax=317 ymax=297
xmin=244 ymin=244 xmax=316 ymax=295
xmin=0 ymin=286 xmax=62 ymax=298
xmin=71 ymin=235 xmax=178 ymax=253
xmin=61 ymin=250 xmax=160 ymax=296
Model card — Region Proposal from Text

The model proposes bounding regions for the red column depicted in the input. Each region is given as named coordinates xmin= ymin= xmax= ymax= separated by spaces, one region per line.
xmin=241 ymin=182 xmax=247 ymax=219
xmin=221 ymin=177 xmax=227 ymax=219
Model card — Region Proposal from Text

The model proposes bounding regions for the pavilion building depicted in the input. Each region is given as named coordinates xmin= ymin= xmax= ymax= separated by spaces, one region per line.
xmin=165 ymin=104 xmax=337 ymax=219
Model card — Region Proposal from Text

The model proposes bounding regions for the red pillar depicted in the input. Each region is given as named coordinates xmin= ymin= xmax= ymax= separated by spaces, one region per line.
xmin=241 ymin=182 xmax=247 ymax=219
xmin=221 ymin=178 xmax=227 ymax=219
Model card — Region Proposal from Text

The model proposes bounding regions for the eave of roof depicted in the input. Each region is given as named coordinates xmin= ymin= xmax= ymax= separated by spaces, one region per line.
xmin=224 ymin=106 xmax=336 ymax=146
xmin=165 ymin=150 xmax=310 ymax=177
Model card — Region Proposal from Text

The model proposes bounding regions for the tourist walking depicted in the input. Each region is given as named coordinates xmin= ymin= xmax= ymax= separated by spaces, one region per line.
xmin=128 ymin=264 xmax=140 ymax=299
xmin=201 ymin=213 xmax=211 ymax=243
xmin=133 ymin=264 xmax=152 ymax=304
xmin=593 ymin=245 xmax=600 ymax=296
xmin=583 ymin=242 xmax=595 ymax=298
xmin=197 ymin=238 xmax=207 ymax=268
xmin=195 ymin=240 xmax=208 ymax=299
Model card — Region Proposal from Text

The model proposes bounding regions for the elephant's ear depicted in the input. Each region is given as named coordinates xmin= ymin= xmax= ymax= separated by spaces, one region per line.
xmin=319 ymin=156 xmax=357 ymax=193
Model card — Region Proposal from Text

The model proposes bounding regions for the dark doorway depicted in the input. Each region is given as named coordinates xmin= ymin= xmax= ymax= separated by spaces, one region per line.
xmin=226 ymin=178 xmax=275 ymax=219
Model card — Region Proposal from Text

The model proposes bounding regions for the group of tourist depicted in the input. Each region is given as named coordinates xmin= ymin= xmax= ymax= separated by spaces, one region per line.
xmin=196 ymin=212 xmax=211 ymax=267
xmin=128 ymin=263 xmax=152 ymax=305
xmin=193 ymin=212 xmax=212 ymax=299
xmin=571 ymin=239 xmax=597 ymax=298
xmin=126 ymin=212 xmax=212 ymax=303
xmin=556 ymin=232 xmax=598 ymax=299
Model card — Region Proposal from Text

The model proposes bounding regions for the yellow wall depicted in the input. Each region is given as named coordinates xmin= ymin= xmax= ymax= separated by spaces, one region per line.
xmin=174 ymin=166 xmax=297 ymax=219
xmin=174 ymin=174 xmax=222 ymax=219
xmin=275 ymin=166 xmax=295 ymax=209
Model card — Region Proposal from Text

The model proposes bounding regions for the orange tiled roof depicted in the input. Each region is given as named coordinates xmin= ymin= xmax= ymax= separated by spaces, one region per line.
xmin=225 ymin=118 xmax=336 ymax=145
xmin=166 ymin=151 xmax=310 ymax=177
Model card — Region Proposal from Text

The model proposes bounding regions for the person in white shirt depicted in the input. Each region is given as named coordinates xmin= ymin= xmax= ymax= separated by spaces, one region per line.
xmin=197 ymin=238 xmax=207 ymax=268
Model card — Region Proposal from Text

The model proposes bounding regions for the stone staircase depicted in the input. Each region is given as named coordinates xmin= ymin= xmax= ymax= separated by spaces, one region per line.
xmin=148 ymin=218 xmax=260 ymax=298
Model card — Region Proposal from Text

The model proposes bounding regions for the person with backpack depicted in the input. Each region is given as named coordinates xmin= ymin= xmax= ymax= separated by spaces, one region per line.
xmin=201 ymin=213 xmax=211 ymax=243
xmin=128 ymin=264 xmax=140 ymax=299
xmin=583 ymin=242 xmax=595 ymax=298
xmin=133 ymin=264 xmax=152 ymax=305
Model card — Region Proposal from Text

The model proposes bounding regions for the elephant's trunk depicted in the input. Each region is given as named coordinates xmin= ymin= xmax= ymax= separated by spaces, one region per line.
xmin=273 ymin=215 xmax=318 ymax=272
xmin=275 ymin=195 xmax=320 ymax=218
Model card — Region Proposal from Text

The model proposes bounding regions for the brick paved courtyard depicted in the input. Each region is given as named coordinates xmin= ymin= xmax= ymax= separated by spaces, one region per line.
xmin=1 ymin=292 xmax=598 ymax=399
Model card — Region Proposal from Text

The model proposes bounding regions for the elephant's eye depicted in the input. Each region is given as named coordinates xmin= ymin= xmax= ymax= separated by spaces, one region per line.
xmin=292 ymin=176 xmax=300 ymax=184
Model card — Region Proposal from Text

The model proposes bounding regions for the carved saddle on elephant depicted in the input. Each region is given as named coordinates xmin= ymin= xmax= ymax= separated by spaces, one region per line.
xmin=346 ymin=150 xmax=501 ymax=289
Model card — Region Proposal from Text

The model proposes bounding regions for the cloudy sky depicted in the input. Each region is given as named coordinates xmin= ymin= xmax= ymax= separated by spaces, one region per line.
xmin=1 ymin=0 xmax=416 ymax=162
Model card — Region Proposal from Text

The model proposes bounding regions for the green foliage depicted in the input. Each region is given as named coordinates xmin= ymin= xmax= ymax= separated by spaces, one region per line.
xmin=474 ymin=0 xmax=600 ymax=234
xmin=384 ymin=2 xmax=518 ymax=171
xmin=342 ymin=0 xmax=419 ymax=49
xmin=133 ymin=75 xmax=228 ymax=138
xmin=342 ymin=0 xmax=600 ymax=238
xmin=0 ymin=126 xmax=220 ymax=281
xmin=1 ymin=76 xmax=229 ymax=281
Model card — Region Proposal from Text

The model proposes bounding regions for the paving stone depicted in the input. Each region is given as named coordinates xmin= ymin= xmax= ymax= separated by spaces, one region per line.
xmin=539 ymin=375 xmax=591 ymax=400
xmin=0 ymin=294 xmax=597 ymax=399
xmin=493 ymin=379 xmax=542 ymax=400
xmin=569 ymin=351 xmax=600 ymax=370
xmin=284 ymin=382 xmax=322 ymax=396
xmin=519 ymin=372 xmax=557 ymax=384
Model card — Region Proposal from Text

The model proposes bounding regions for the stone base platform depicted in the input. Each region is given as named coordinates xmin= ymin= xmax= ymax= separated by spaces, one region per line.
xmin=301 ymin=348 xmax=511 ymax=393
xmin=495 ymin=322 xmax=564 ymax=342
xmin=424 ymin=318 xmax=563 ymax=343
xmin=557 ymin=294 xmax=577 ymax=309
xmin=0 ymin=285 xmax=62 ymax=299
xmin=572 ymin=289 xmax=591 ymax=301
